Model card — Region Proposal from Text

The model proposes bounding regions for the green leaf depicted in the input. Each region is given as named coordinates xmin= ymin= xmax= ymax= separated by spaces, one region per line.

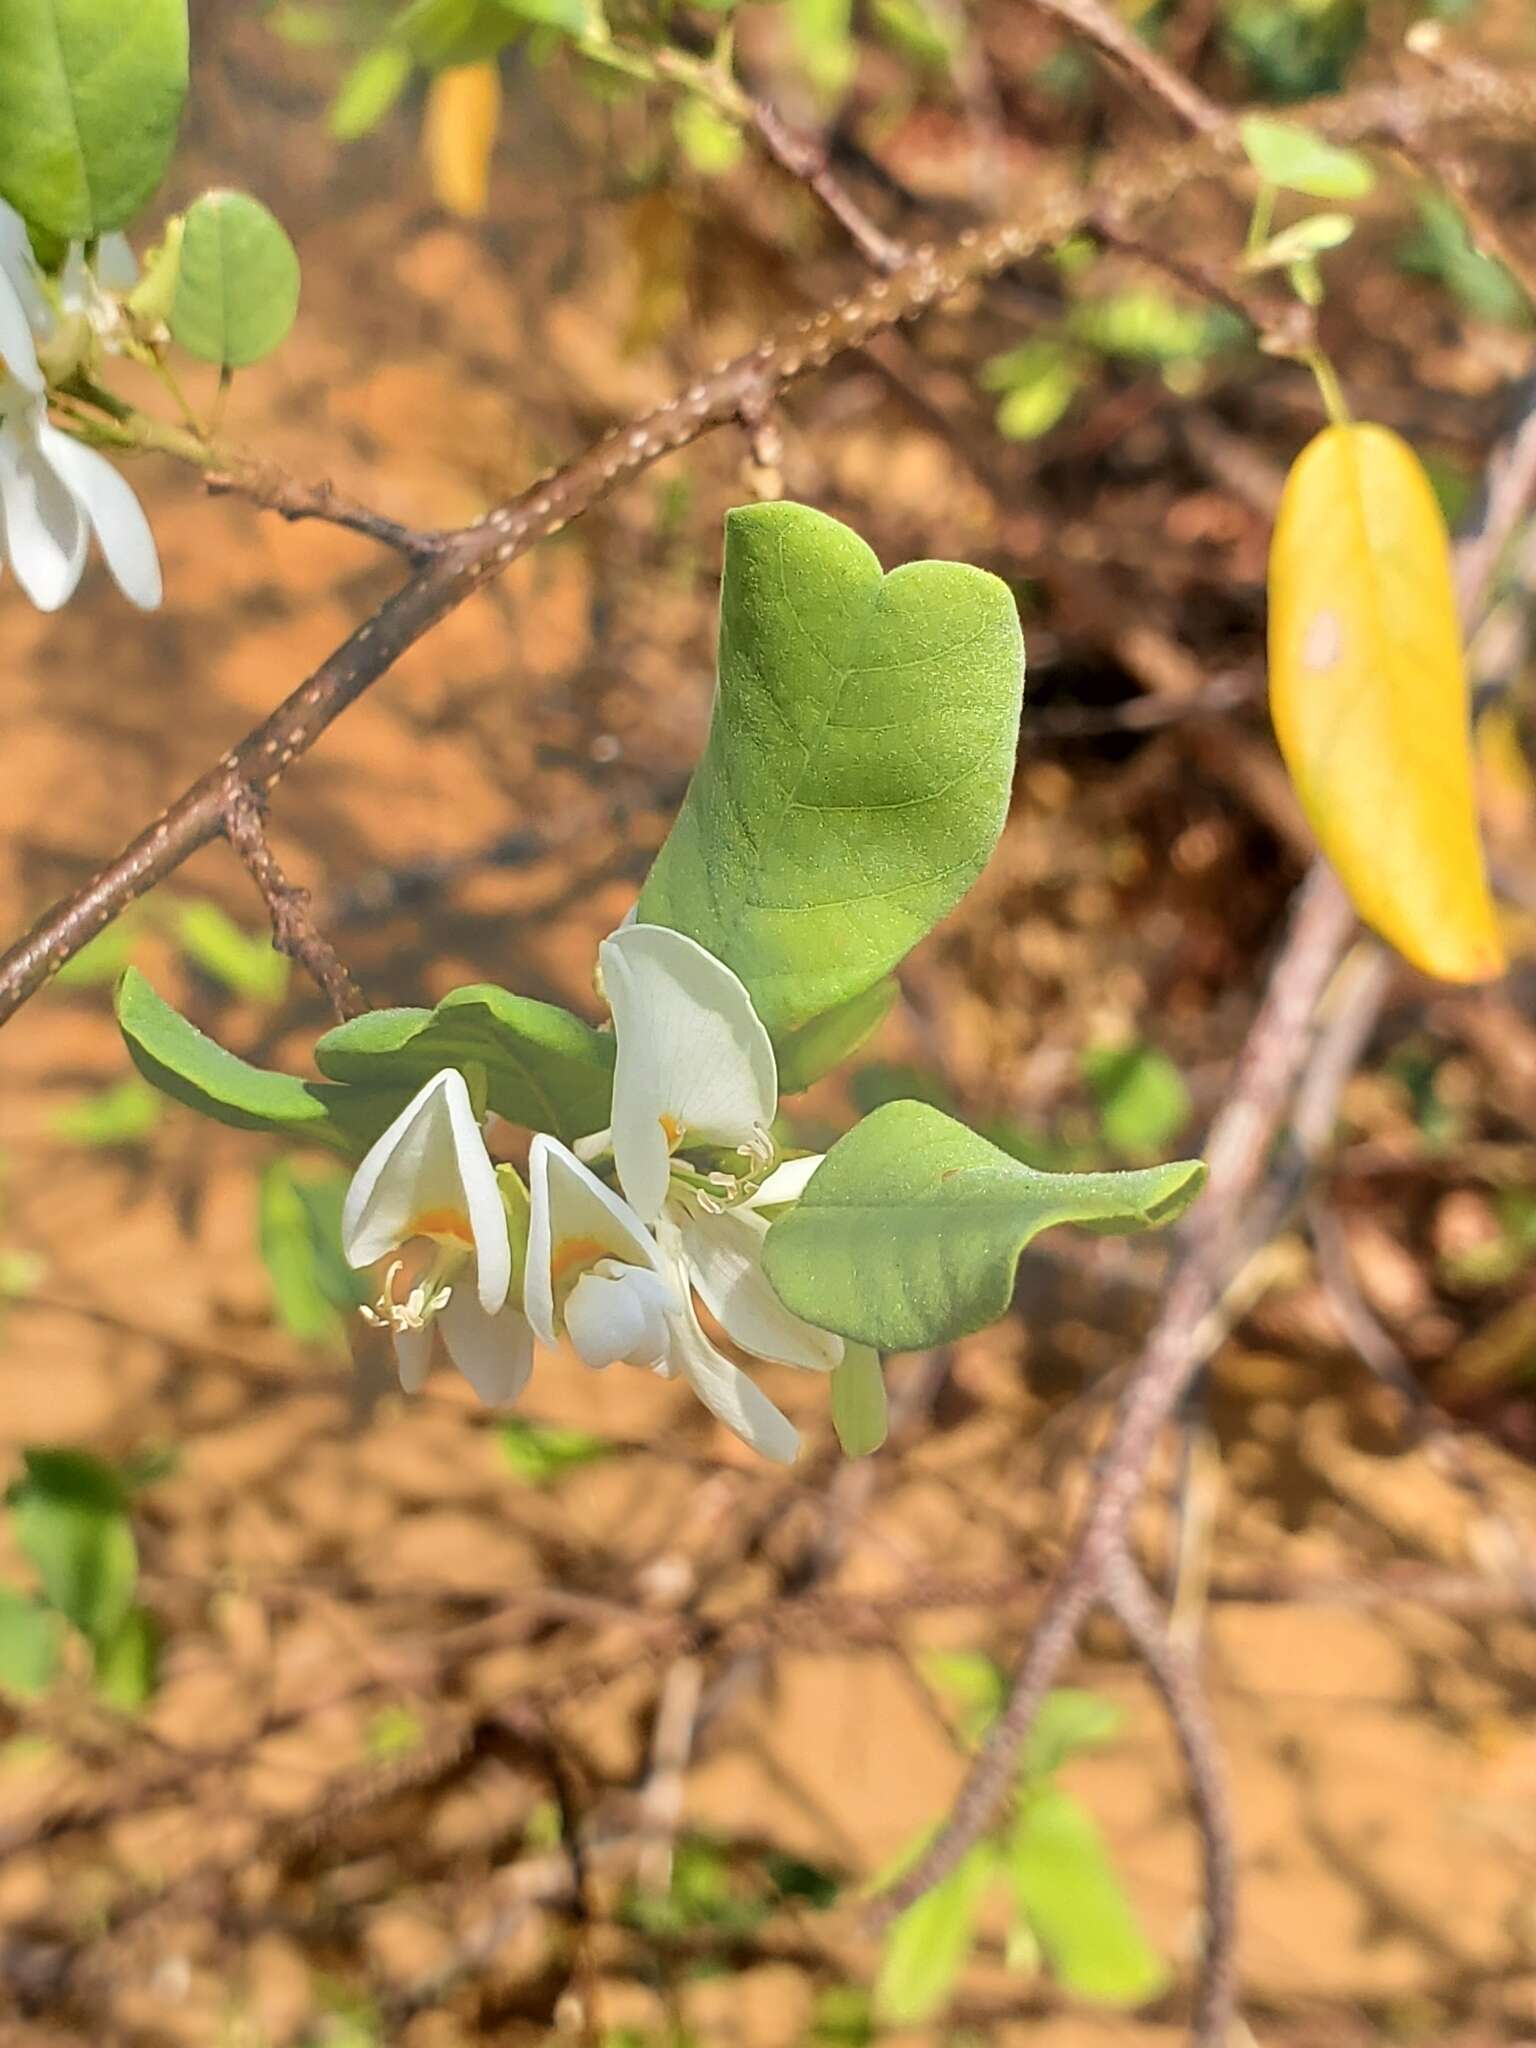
xmin=498 ymin=1418 xmax=614 ymax=1484
xmin=314 ymin=984 xmax=614 ymax=1146
xmin=93 ymin=1603 xmax=158 ymax=1710
xmin=673 ymin=95 xmax=745 ymax=177
xmin=829 ymin=1343 xmax=887 ymax=1457
xmin=922 ymin=1649 xmax=1006 ymax=1743
xmin=1399 ymin=191 xmax=1531 ymax=329
xmin=259 ymin=1159 xmax=367 ymax=1347
xmin=1068 ymin=290 xmax=1242 ymax=367
xmin=1244 ymin=210 xmax=1354 ymax=271
xmin=0 ymin=0 xmax=188 ymax=239
xmin=170 ymin=189 xmax=301 ymax=368
xmin=1238 ymin=115 xmax=1374 ymax=199
xmin=173 ymin=899 xmax=289 ymax=1003
xmin=983 ymin=340 xmax=1081 ymax=441
xmin=638 ymin=505 xmax=1024 ymax=1038
xmin=875 ymin=1839 xmax=998 ymax=2025
xmin=1081 ymin=1044 xmax=1191 ymax=1161
xmin=329 ymin=45 xmax=414 ymax=139
xmin=9 ymin=1448 xmax=136 ymax=1647
xmin=777 ymin=979 xmax=896 ymax=1095
xmin=763 ymin=1100 xmax=1206 ymax=1351
xmin=50 ymin=1078 xmax=162 ymax=1147
xmin=50 ymin=913 xmax=143 ymax=991
xmin=495 ymin=0 xmax=593 ymax=32
xmin=1006 ymin=1785 xmax=1168 ymax=2006
xmin=1022 ymin=1689 xmax=1123 ymax=1779
xmin=117 ymin=967 xmax=339 ymax=1138
xmin=0 ymin=1591 xmax=60 ymax=1699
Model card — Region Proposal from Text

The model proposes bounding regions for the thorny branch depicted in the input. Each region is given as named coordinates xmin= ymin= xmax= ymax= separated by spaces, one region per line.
xmin=3 ymin=65 xmax=1536 ymax=1021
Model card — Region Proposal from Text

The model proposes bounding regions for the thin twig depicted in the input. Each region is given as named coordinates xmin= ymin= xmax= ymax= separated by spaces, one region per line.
xmin=1105 ymin=1557 xmax=1237 ymax=2048
xmin=203 ymin=463 xmax=450 ymax=560
xmin=222 ymin=780 xmax=367 ymax=1021
xmin=1024 ymin=0 xmax=1229 ymax=135
xmin=750 ymin=100 xmax=909 ymax=272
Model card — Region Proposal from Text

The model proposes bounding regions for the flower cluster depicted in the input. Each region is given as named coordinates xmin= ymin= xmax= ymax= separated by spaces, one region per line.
xmin=0 ymin=199 xmax=160 ymax=613
xmin=340 ymin=923 xmax=869 ymax=1463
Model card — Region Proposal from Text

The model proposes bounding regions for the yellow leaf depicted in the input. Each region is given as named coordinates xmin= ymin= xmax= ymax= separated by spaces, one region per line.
xmin=1268 ymin=421 xmax=1504 ymax=983
xmin=422 ymin=62 xmax=502 ymax=219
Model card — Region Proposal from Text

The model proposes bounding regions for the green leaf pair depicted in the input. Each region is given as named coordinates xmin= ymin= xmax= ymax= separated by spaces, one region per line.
xmin=875 ymin=1676 xmax=1167 ymax=2025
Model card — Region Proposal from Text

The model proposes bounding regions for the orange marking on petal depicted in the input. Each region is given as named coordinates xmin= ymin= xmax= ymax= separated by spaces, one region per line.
xmin=409 ymin=1206 xmax=476 ymax=1246
xmin=659 ymin=1114 xmax=683 ymax=1149
xmin=551 ymin=1235 xmax=608 ymax=1284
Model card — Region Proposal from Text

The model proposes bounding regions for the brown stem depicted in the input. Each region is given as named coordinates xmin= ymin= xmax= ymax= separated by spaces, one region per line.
xmin=1106 ymin=1557 xmax=1238 ymax=2048
xmin=222 ymin=781 xmax=367 ymax=1022
xmin=1024 ymin=0 xmax=1229 ymax=135
xmin=749 ymin=101 xmax=909 ymax=272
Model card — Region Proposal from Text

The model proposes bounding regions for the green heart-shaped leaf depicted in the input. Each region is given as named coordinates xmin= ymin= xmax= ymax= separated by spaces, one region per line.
xmin=313 ymin=983 xmax=614 ymax=1144
xmin=763 ymin=1099 xmax=1205 ymax=1350
xmin=638 ymin=503 xmax=1024 ymax=1037
xmin=0 ymin=0 xmax=188 ymax=239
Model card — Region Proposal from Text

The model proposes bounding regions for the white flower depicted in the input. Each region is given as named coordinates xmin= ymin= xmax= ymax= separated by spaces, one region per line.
xmin=525 ymin=1132 xmax=811 ymax=1464
xmin=341 ymin=1068 xmax=534 ymax=1405
xmin=0 ymin=198 xmax=160 ymax=613
xmin=565 ymin=923 xmax=845 ymax=1463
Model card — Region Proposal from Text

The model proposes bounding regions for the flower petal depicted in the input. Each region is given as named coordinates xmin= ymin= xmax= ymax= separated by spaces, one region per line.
xmin=34 ymin=422 xmax=162 ymax=611
xmin=342 ymin=1070 xmax=508 ymax=1313
xmin=0 ymin=419 xmax=85 ymax=610
xmin=601 ymin=923 xmax=777 ymax=1222
xmin=95 ymin=233 xmax=138 ymax=291
xmin=680 ymin=1203 xmax=841 ymax=1372
xmin=392 ymin=1322 xmax=433 ymax=1394
xmin=743 ymin=1153 xmax=824 ymax=1210
xmin=524 ymin=1133 xmax=667 ymax=1346
xmin=565 ymin=1264 xmax=672 ymax=1370
xmin=665 ymin=1285 xmax=800 ymax=1464
xmin=830 ymin=1343 xmax=887 ymax=1457
xmin=0 ymin=207 xmax=45 ymax=391
xmin=0 ymin=279 xmax=40 ymax=392
xmin=439 ymin=1292 xmax=533 ymax=1405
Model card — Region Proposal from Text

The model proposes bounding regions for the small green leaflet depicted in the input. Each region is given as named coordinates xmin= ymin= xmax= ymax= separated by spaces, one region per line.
xmin=0 ymin=0 xmax=188 ymax=238
xmin=874 ymin=1839 xmax=999 ymax=2025
xmin=9 ymin=1448 xmax=137 ymax=1648
xmin=1238 ymin=115 xmax=1374 ymax=200
xmin=117 ymin=967 xmax=339 ymax=1138
xmin=313 ymin=984 xmax=615 ymax=1145
xmin=639 ymin=503 xmax=1024 ymax=1039
xmin=171 ymin=190 xmax=301 ymax=369
xmin=1007 ymin=1785 xmax=1168 ymax=2006
xmin=763 ymin=1099 xmax=1205 ymax=1351
xmin=0 ymin=1591 xmax=60 ymax=1699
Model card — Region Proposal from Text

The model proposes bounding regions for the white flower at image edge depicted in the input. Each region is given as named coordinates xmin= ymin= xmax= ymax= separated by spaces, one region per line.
xmin=0 ymin=199 xmax=160 ymax=612
xmin=538 ymin=921 xmax=852 ymax=1464
xmin=342 ymin=1067 xmax=534 ymax=1405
